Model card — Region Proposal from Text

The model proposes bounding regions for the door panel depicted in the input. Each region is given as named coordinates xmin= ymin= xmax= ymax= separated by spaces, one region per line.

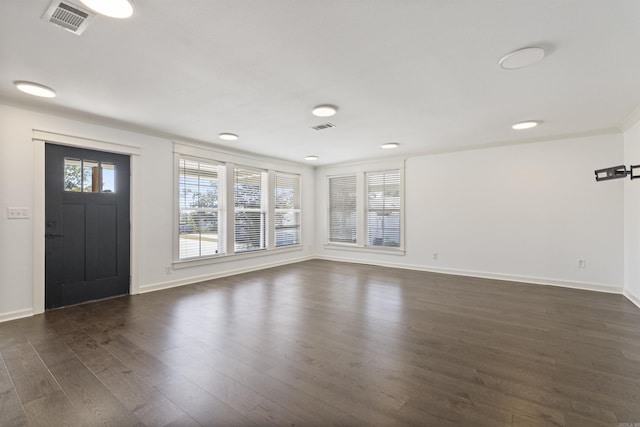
xmin=45 ymin=144 xmax=130 ymax=309
xmin=62 ymin=203 xmax=86 ymax=282
xmin=97 ymin=204 xmax=118 ymax=278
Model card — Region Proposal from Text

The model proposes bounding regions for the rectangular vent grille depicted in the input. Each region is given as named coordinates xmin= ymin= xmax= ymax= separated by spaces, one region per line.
xmin=43 ymin=1 xmax=94 ymax=35
xmin=311 ymin=122 xmax=336 ymax=131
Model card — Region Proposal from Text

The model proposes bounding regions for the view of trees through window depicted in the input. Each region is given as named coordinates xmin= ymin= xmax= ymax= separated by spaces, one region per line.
xmin=177 ymin=156 xmax=302 ymax=261
xmin=64 ymin=158 xmax=115 ymax=193
xmin=178 ymin=159 xmax=220 ymax=259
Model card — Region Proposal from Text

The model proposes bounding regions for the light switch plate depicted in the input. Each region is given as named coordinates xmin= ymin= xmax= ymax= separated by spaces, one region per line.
xmin=7 ymin=207 xmax=30 ymax=219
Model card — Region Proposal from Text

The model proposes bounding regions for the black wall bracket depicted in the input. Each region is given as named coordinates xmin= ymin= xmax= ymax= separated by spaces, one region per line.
xmin=595 ymin=165 xmax=640 ymax=182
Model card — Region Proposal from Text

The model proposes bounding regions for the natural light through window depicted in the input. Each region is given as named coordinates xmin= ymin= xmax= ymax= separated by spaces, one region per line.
xmin=366 ymin=170 xmax=401 ymax=247
xmin=178 ymin=159 xmax=222 ymax=259
xmin=234 ymin=167 xmax=267 ymax=253
xmin=328 ymin=174 xmax=357 ymax=244
xmin=64 ymin=157 xmax=116 ymax=194
xmin=275 ymin=172 xmax=301 ymax=247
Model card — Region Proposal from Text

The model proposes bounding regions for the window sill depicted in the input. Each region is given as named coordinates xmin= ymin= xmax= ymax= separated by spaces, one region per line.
xmin=323 ymin=243 xmax=405 ymax=256
xmin=173 ymin=244 xmax=304 ymax=269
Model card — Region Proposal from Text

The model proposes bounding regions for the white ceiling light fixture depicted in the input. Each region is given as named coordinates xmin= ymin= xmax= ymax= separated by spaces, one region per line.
xmin=512 ymin=120 xmax=541 ymax=130
xmin=304 ymin=155 xmax=319 ymax=161
xmin=14 ymin=81 xmax=57 ymax=98
xmin=79 ymin=0 xmax=134 ymax=18
xmin=381 ymin=142 xmax=399 ymax=149
xmin=219 ymin=133 xmax=239 ymax=141
xmin=499 ymin=47 xmax=545 ymax=70
xmin=312 ymin=105 xmax=338 ymax=117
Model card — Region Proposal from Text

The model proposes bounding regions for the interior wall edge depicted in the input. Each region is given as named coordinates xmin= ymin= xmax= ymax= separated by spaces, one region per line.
xmin=314 ymin=255 xmax=624 ymax=295
xmin=621 ymin=102 xmax=640 ymax=132
xmin=0 ymin=308 xmax=34 ymax=323
xmin=138 ymin=255 xmax=315 ymax=294
xmin=624 ymin=288 xmax=640 ymax=309
xmin=1 ymin=254 xmax=634 ymax=324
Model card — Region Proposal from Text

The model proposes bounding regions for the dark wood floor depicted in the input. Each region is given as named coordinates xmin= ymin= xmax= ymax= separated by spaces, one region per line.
xmin=1 ymin=260 xmax=639 ymax=426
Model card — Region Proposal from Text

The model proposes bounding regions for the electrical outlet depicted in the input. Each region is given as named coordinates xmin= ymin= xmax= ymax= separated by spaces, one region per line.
xmin=7 ymin=207 xmax=29 ymax=219
xmin=577 ymin=259 xmax=586 ymax=268
xmin=433 ymin=252 xmax=438 ymax=260
xmin=165 ymin=265 xmax=172 ymax=275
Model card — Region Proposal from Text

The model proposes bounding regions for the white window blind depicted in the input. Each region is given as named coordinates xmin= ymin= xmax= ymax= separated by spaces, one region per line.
xmin=234 ymin=167 xmax=267 ymax=252
xmin=274 ymin=172 xmax=301 ymax=247
xmin=328 ymin=174 xmax=357 ymax=244
xmin=178 ymin=159 xmax=222 ymax=259
xmin=366 ymin=170 xmax=401 ymax=247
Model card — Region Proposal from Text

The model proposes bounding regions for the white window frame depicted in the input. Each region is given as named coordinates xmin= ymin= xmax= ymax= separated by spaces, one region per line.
xmin=365 ymin=170 xmax=402 ymax=248
xmin=176 ymin=156 xmax=225 ymax=261
xmin=274 ymin=171 xmax=302 ymax=248
xmin=324 ymin=160 xmax=405 ymax=255
xmin=233 ymin=166 xmax=268 ymax=253
xmin=327 ymin=173 xmax=358 ymax=246
xmin=173 ymin=142 xmax=304 ymax=268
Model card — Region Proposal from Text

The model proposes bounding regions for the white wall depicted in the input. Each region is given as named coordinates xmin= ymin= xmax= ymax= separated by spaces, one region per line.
xmin=0 ymin=100 xmax=632 ymax=321
xmin=316 ymin=133 xmax=625 ymax=292
xmin=624 ymin=120 xmax=640 ymax=307
xmin=0 ymin=104 xmax=315 ymax=321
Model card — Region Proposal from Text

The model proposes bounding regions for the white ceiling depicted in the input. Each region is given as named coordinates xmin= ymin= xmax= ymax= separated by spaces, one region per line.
xmin=2 ymin=1 xmax=640 ymax=165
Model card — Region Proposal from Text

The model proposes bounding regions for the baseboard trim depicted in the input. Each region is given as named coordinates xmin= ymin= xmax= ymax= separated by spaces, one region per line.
xmin=0 ymin=308 xmax=34 ymax=323
xmin=624 ymin=288 xmax=640 ymax=309
xmin=1 ymin=255 xmax=631 ymax=323
xmin=315 ymin=255 xmax=623 ymax=294
xmin=139 ymin=255 xmax=314 ymax=294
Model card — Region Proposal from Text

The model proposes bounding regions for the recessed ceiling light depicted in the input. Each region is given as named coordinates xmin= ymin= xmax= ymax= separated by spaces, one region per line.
xmin=312 ymin=105 xmax=338 ymax=117
xmin=219 ymin=133 xmax=239 ymax=141
xmin=304 ymin=155 xmax=319 ymax=161
xmin=512 ymin=121 xmax=541 ymax=130
xmin=499 ymin=47 xmax=545 ymax=70
xmin=381 ymin=142 xmax=399 ymax=149
xmin=13 ymin=81 xmax=56 ymax=98
xmin=79 ymin=0 xmax=134 ymax=18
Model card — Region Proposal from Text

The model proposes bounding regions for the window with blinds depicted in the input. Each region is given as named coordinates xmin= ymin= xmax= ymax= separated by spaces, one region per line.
xmin=178 ymin=159 xmax=222 ymax=259
xmin=234 ymin=167 xmax=267 ymax=252
xmin=366 ymin=170 xmax=401 ymax=247
xmin=274 ymin=172 xmax=301 ymax=247
xmin=328 ymin=174 xmax=357 ymax=244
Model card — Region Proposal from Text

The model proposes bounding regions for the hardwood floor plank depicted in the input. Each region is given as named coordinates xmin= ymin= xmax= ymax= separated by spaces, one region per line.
xmin=244 ymin=398 xmax=312 ymax=427
xmin=158 ymin=347 xmax=266 ymax=416
xmin=264 ymin=364 xmax=406 ymax=425
xmin=0 ymin=354 xmax=28 ymax=427
xmin=157 ymin=343 xmax=316 ymax=413
xmin=0 ymin=342 xmax=60 ymax=404
xmin=155 ymin=375 xmax=257 ymax=426
xmin=161 ymin=413 xmax=201 ymax=427
xmin=30 ymin=338 xmax=140 ymax=426
xmin=299 ymin=398 xmax=386 ymax=427
xmin=0 ymin=260 xmax=639 ymax=426
xmin=86 ymin=329 xmax=182 ymax=387
xmin=47 ymin=358 xmax=140 ymax=426
xmin=21 ymin=390 xmax=82 ymax=427
xmin=63 ymin=332 xmax=189 ymax=426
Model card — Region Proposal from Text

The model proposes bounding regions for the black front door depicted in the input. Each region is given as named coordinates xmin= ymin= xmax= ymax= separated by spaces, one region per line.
xmin=45 ymin=144 xmax=130 ymax=309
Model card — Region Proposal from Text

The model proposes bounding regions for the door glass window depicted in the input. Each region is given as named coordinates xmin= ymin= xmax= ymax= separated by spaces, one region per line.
xmin=101 ymin=163 xmax=115 ymax=193
xmin=64 ymin=158 xmax=82 ymax=192
xmin=83 ymin=160 xmax=98 ymax=192
xmin=64 ymin=158 xmax=116 ymax=193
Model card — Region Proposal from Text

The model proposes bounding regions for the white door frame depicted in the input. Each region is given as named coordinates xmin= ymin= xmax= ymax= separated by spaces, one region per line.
xmin=32 ymin=130 xmax=141 ymax=314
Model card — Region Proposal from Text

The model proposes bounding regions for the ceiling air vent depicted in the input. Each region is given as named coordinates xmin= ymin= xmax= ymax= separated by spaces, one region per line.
xmin=42 ymin=0 xmax=95 ymax=35
xmin=311 ymin=122 xmax=336 ymax=131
